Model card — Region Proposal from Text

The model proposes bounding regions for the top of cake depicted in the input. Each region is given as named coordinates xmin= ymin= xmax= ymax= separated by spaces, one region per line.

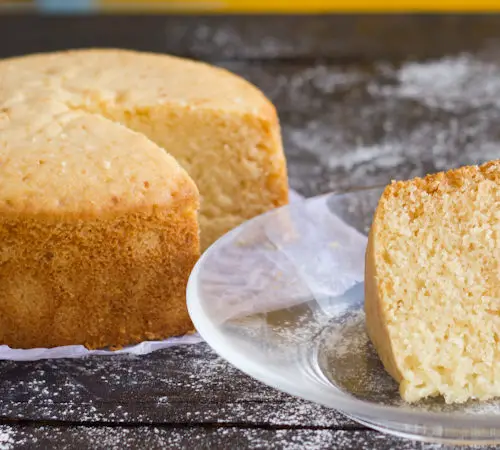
xmin=0 ymin=49 xmax=274 ymax=116
xmin=0 ymin=98 xmax=194 ymax=217
xmin=0 ymin=48 xmax=278 ymax=217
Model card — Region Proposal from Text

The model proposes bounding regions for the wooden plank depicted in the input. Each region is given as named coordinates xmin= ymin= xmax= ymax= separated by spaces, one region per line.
xmin=0 ymin=344 xmax=355 ymax=428
xmin=1 ymin=423 xmax=497 ymax=449
xmin=1 ymin=15 xmax=500 ymax=62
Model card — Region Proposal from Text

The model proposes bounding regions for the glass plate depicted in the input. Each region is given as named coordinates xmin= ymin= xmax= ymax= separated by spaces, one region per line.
xmin=187 ymin=186 xmax=500 ymax=446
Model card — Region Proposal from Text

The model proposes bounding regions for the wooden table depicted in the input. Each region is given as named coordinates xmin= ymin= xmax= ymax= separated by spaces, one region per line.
xmin=1 ymin=14 xmax=500 ymax=449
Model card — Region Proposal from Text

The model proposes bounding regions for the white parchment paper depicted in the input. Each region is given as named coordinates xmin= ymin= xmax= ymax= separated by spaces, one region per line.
xmin=0 ymin=190 xmax=306 ymax=361
xmin=0 ymin=334 xmax=204 ymax=361
xmin=198 ymin=190 xmax=368 ymax=324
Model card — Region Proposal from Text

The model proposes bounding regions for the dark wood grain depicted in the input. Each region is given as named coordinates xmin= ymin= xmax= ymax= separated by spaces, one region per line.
xmin=0 ymin=345 xmax=353 ymax=428
xmin=4 ymin=424 xmax=495 ymax=450
xmin=1 ymin=14 xmax=500 ymax=62
xmin=2 ymin=13 xmax=500 ymax=449
xmin=222 ymin=56 xmax=500 ymax=197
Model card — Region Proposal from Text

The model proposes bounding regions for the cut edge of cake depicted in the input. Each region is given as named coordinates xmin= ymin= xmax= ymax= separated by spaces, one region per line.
xmin=365 ymin=160 xmax=500 ymax=404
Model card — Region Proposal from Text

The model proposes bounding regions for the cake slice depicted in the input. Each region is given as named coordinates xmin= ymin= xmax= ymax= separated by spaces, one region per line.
xmin=365 ymin=161 xmax=500 ymax=404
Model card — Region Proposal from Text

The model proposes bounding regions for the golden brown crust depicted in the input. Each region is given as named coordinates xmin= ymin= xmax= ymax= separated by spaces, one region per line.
xmin=0 ymin=48 xmax=274 ymax=115
xmin=260 ymin=112 xmax=290 ymax=209
xmin=364 ymin=217 xmax=403 ymax=383
xmin=0 ymin=186 xmax=199 ymax=349
xmin=384 ymin=160 xmax=500 ymax=198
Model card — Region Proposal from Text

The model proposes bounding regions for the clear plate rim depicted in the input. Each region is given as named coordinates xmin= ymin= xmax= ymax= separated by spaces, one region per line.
xmin=187 ymin=185 xmax=500 ymax=429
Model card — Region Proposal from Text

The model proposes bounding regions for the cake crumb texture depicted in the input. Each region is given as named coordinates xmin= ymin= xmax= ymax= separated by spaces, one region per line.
xmin=365 ymin=160 xmax=500 ymax=404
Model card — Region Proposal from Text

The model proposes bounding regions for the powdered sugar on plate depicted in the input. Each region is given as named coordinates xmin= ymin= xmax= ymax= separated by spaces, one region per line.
xmin=319 ymin=308 xmax=500 ymax=416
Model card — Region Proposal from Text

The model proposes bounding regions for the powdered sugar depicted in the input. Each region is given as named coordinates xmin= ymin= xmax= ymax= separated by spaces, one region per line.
xmin=0 ymin=340 xmax=349 ymax=427
xmin=0 ymin=425 xmax=442 ymax=450
xmin=320 ymin=308 xmax=500 ymax=417
xmin=191 ymin=23 xmax=299 ymax=59
xmin=0 ymin=427 xmax=14 ymax=450
xmin=277 ymin=64 xmax=366 ymax=107
xmin=319 ymin=309 xmax=399 ymax=404
xmin=371 ymin=54 xmax=500 ymax=112
xmin=285 ymin=53 xmax=500 ymax=196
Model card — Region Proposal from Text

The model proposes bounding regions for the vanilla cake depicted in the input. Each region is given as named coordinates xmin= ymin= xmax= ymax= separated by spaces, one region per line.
xmin=0 ymin=49 xmax=288 ymax=349
xmin=365 ymin=161 xmax=500 ymax=404
xmin=0 ymin=49 xmax=288 ymax=250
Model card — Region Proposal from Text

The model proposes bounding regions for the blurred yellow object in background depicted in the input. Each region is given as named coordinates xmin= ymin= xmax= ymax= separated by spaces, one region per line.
xmin=1 ymin=0 xmax=500 ymax=13
xmin=100 ymin=0 xmax=500 ymax=11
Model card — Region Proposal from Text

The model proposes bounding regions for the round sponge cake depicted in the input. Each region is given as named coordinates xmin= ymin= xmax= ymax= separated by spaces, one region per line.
xmin=0 ymin=49 xmax=289 ymax=250
xmin=0 ymin=49 xmax=288 ymax=349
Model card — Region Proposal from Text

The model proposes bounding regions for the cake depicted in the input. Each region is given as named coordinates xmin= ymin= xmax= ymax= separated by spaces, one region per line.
xmin=0 ymin=49 xmax=288 ymax=349
xmin=365 ymin=161 xmax=500 ymax=404
xmin=0 ymin=49 xmax=288 ymax=250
